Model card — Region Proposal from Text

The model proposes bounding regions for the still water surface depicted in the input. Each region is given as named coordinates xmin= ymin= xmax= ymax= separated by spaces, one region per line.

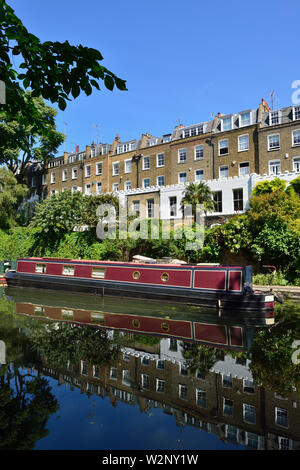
xmin=0 ymin=286 xmax=300 ymax=451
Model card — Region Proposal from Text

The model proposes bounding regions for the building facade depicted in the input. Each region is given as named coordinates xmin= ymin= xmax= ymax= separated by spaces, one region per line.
xmin=27 ymin=99 xmax=300 ymax=220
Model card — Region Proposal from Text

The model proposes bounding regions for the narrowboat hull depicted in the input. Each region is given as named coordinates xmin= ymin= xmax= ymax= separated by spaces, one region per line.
xmin=5 ymin=257 xmax=275 ymax=312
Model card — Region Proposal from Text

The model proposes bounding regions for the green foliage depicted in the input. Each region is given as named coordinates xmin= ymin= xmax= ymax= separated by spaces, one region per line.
xmin=0 ymin=0 xmax=126 ymax=118
xmin=180 ymin=182 xmax=216 ymax=219
xmin=288 ymin=175 xmax=300 ymax=196
xmin=252 ymin=177 xmax=287 ymax=196
xmin=30 ymin=190 xmax=84 ymax=236
xmin=0 ymin=168 xmax=28 ymax=229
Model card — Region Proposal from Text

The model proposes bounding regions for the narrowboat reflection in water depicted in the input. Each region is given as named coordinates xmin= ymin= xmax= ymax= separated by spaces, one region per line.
xmin=5 ymin=287 xmax=275 ymax=352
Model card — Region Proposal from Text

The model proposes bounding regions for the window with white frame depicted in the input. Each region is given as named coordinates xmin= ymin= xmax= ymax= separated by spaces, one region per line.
xmin=156 ymin=153 xmax=165 ymax=167
xmin=110 ymin=367 xmax=117 ymax=379
xmin=147 ymin=198 xmax=154 ymax=217
xmin=148 ymin=138 xmax=157 ymax=146
xmin=275 ymin=407 xmax=288 ymax=427
xmin=233 ymin=188 xmax=243 ymax=211
xmin=269 ymin=159 xmax=281 ymax=175
xmin=156 ymin=379 xmax=165 ymax=392
xmin=179 ymin=384 xmax=188 ymax=400
xmin=96 ymin=181 xmax=102 ymax=194
xmin=62 ymin=169 xmax=67 ymax=181
xmin=293 ymin=106 xmax=300 ymax=120
xmin=96 ymin=162 xmax=102 ymax=175
xmin=293 ymin=157 xmax=300 ymax=172
xmin=142 ymin=374 xmax=150 ymax=390
xmin=219 ymin=165 xmax=229 ymax=178
xmin=85 ymin=165 xmax=91 ymax=177
xmin=238 ymin=134 xmax=249 ymax=151
xmin=278 ymin=437 xmax=291 ymax=450
xmin=178 ymin=172 xmax=187 ymax=183
xmin=213 ymin=191 xmax=222 ymax=212
xmin=222 ymin=374 xmax=232 ymax=388
xmin=194 ymin=145 xmax=204 ymax=160
xmin=143 ymin=156 xmax=150 ymax=170
xmin=221 ymin=116 xmax=233 ymax=131
xmin=132 ymin=200 xmax=140 ymax=216
xmin=117 ymin=142 xmax=136 ymax=154
xmin=292 ymin=129 xmax=300 ymax=146
xmin=243 ymin=378 xmax=254 ymax=393
xmin=125 ymin=180 xmax=131 ymax=191
xmin=268 ymin=133 xmax=280 ymax=150
xmin=183 ymin=125 xmax=204 ymax=138
xmin=112 ymin=162 xmax=119 ymax=176
xmin=125 ymin=159 xmax=132 ymax=173
xmin=85 ymin=183 xmax=91 ymax=195
xmin=157 ymin=175 xmax=165 ymax=186
xmin=143 ymin=178 xmax=150 ymax=188
xmin=219 ymin=139 xmax=229 ymax=155
xmin=196 ymin=389 xmax=207 ymax=408
xmin=122 ymin=369 xmax=130 ymax=385
xmin=169 ymin=196 xmax=177 ymax=217
xmin=42 ymin=174 xmax=46 ymax=185
xmin=223 ymin=398 xmax=234 ymax=416
xmin=72 ymin=167 xmax=78 ymax=179
xmin=156 ymin=359 xmax=165 ymax=369
xmin=178 ymin=148 xmax=187 ymax=163
xmin=246 ymin=432 xmax=259 ymax=450
xmin=239 ymin=162 xmax=250 ymax=176
xmin=163 ymin=134 xmax=171 ymax=143
xmin=269 ymin=110 xmax=281 ymax=125
xmin=243 ymin=403 xmax=256 ymax=424
xmin=51 ymin=172 xmax=56 ymax=184
xmin=112 ymin=182 xmax=119 ymax=192
xmin=31 ymin=176 xmax=36 ymax=188
xmin=195 ymin=169 xmax=204 ymax=182
xmin=239 ymin=111 xmax=251 ymax=127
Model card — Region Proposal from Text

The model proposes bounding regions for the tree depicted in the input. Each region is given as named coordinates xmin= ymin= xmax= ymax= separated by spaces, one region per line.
xmin=30 ymin=189 xmax=84 ymax=236
xmin=252 ymin=177 xmax=287 ymax=196
xmin=0 ymin=94 xmax=65 ymax=182
xmin=0 ymin=0 xmax=127 ymax=116
xmin=180 ymin=182 xmax=215 ymax=222
xmin=0 ymin=167 xmax=28 ymax=229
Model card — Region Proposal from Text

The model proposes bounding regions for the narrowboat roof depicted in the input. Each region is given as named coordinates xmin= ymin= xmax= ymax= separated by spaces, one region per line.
xmin=17 ymin=257 xmax=245 ymax=269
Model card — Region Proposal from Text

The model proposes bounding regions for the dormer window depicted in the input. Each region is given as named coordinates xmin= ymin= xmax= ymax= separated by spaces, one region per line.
xmin=221 ymin=117 xmax=233 ymax=131
xmin=183 ymin=125 xmax=204 ymax=138
xmin=269 ymin=110 xmax=281 ymax=125
xmin=293 ymin=106 xmax=300 ymax=121
xmin=148 ymin=138 xmax=158 ymax=146
xmin=239 ymin=112 xmax=251 ymax=127
xmin=162 ymin=135 xmax=171 ymax=143
xmin=117 ymin=142 xmax=136 ymax=154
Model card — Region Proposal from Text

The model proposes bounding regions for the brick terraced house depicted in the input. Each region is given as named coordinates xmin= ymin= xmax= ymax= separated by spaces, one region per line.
xmin=26 ymin=99 xmax=300 ymax=221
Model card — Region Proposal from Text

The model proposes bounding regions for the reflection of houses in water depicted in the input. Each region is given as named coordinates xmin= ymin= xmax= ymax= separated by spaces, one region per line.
xmin=36 ymin=332 xmax=300 ymax=451
xmin=9 ymin=289 xmax=297 ymax=450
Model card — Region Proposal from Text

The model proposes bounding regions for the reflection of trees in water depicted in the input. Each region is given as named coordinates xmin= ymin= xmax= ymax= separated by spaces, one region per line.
xmin=29 ymin=323 xmax=126 ymax=370
xmin=0 ymin=300 xmax=59 ymax=450
xmin=0 ymin=366 xmax=59 ymax=449
xmin=249 ymin=315 xmax=300 ymax=397
xmin=181 ymin=343 xmax=226 ymax=376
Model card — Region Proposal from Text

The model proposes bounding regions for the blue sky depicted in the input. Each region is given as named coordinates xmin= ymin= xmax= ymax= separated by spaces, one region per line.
xmin=9 ymin=0 xmax=300 ymax=155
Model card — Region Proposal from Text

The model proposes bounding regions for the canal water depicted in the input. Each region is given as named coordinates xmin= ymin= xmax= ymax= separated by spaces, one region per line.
xmin=0 ymin=285 xmax=300 ymax=452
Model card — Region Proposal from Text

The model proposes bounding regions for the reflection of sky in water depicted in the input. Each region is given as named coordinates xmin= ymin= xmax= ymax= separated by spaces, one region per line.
xmin=35 ymin=377 xmax=241 ymax=450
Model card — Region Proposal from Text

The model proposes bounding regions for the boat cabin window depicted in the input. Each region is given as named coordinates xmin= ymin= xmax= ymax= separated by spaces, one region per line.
xmin=132 ymin=271 xmax=140 ymax=280
xmin=91 ymin=313 xmax=105 ymax=323
xmin=35 ymin=264 xmax=47 ymax=274
xmin=62 ymin=265 xmax=75 ymax=276
xmin=161 ymin=272 xmax=169 ymax=282
xmin=91 ymin=268 xmax=106 ymax=279
xmin=61 ymin=309 xmax=74 ymax=319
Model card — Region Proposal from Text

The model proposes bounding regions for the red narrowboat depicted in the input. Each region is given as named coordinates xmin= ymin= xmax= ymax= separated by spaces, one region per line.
xmin=5 ymin=257 xmax=274 ymax=312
